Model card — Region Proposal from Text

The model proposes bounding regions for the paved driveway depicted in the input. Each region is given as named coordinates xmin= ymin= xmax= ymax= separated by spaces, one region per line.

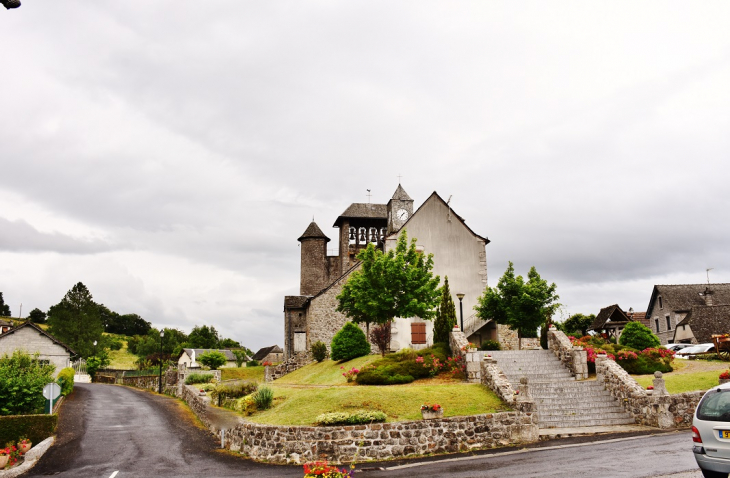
xmin=25 ymin=383 xmax=301 ymax=478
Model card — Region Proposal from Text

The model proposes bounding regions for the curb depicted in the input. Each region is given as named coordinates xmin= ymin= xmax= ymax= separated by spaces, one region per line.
xmin=0 ymin=436 xmax=55 ymax=478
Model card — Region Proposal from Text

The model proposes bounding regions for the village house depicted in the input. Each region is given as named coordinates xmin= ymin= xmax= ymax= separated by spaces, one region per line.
xmin=283 ymin=184 xmax=513 ymax=360
xmin=177 ymin=348 xmax=238 ymax=369
xmin=0 ymin=321 xmax=76 ymax=377
xmin=252 ymin=345 xmax=284 ymax=363
xmin=647 ymin=283 xmax=730 ymax=344
xmin=589 ymin=304 xmax=648 ymax=339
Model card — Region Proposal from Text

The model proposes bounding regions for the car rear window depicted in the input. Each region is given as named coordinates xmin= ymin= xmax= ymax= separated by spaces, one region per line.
xmin=697 ymin=390 xmax=730 ymax=422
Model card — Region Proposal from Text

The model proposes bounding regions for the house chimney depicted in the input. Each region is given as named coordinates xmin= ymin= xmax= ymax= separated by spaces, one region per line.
xmin=701 ymin=286 xmax=714 ymax=306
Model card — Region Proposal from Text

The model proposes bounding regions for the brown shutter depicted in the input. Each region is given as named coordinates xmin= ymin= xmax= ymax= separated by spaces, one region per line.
xmin=411 ymin=322 xmax=426 ymax=345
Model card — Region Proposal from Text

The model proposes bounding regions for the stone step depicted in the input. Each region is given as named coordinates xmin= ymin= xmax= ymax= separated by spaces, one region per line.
xmin=503 ymin=372 xmax=575 ymax=379
xmin=539 ymin=417 xmax=636 ymax=429
xmin=540 ymin=406 xmax=630 ymax=416
xmin=535 ymin=397 xmax=621 ymax=408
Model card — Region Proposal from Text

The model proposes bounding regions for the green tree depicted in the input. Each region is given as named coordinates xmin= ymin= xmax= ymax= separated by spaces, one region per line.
xmin=219 ymin=338 xmax=241 ymax=349
xmin=433 ymin=276 xmax=458 ymax=346
xmin=331 ymin=322 xmax=371 ymax=361
xmin=27 ymin=307 xmax=47 ymax=324
xmin=336 ymin=230 xmax=441 ymax=335
xmin=131 ymin=327 xmax=188 ymax=357
xmin=475 ymin=262 xmax=560 ymax=349
xmin=0 ymin=292 xmax=11 ymax=317
xmin=187 ymin=325 xmax=220 ymax=349
xmin=619 ymin=321 xmax=661 ymax=350
xmin=562 ymin=313 xmax=595 ymax=337
xmin=198 ymin=351 xmax=227 ymax=370
xmin=0 ymin=350 xmax=56 ymax=415
xmin=232 ymin=349 xmax=250 ymax=367
xmin=47 ymin=282 xmax=104 ymax=358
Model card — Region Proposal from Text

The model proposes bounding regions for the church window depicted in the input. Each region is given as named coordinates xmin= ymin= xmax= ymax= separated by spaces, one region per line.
xmin=658 ymin=296 xmax=663 ymax=309
xmin=666 ymin=315 xmax=671 ymax=330
xmin=655 ymin=318 xmax=659 ymax=332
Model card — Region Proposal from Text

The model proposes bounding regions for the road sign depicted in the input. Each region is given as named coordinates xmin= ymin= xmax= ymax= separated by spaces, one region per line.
xmin=43 ymin=382 xmax=61 ymax=400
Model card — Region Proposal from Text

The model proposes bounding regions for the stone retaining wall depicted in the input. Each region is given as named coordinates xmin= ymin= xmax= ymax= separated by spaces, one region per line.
xmin=480 ymin=357 xmax=518 ymax=403
xmin=265 ymin=352 xmax=312 ymax=382
xmin=595 ymin=354 xmax=704 ymax=428
xmin=179 ymin=384 xmax=539 ymax=464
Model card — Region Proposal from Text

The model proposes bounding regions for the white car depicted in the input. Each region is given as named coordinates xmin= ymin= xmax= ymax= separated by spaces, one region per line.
xmin=666 ymin=343 xmax=693 ymax=352
xmin=676 ymin=343 xmax=716 ymax=359
xmin=692 ymin=384 xmax=730 ymax=477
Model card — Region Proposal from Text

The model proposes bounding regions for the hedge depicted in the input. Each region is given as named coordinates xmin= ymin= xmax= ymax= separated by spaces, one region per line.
xmin=0 ymin=414 xmax=58 ymax=445
xmin=57 ymin=367 xmax=75 ymax=396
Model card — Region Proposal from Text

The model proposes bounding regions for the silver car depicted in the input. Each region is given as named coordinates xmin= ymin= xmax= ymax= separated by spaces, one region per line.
xmin=692 ymin=384 xmax=730 ymax=477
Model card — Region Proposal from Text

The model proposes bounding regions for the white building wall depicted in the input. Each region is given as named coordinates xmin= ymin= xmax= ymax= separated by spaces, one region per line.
xmin=0 ymin=327 xmax=71 ymax=377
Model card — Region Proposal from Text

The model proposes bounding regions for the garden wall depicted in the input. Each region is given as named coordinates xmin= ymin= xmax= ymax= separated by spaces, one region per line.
xmin=595 ymin=354 xmax=704 ymax=428
xmin=179 ymin=384 xmax=539 ymax=464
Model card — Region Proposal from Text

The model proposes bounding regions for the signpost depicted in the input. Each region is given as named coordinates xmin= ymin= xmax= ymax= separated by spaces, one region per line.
xmin=43 ymin=382 xmax=61 ymax=414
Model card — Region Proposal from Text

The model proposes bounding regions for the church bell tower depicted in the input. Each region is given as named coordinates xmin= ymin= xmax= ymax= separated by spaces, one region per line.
xmin=387 ymin=184 xmax=413 ymax=235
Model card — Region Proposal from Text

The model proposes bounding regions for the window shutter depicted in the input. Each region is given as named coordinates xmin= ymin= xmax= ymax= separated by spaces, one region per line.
xmin=411 ymin=322 xmax=426 ymax=345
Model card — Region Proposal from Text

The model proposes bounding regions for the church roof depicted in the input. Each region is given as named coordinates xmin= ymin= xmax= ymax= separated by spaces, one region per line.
xmin=297 ymin=221 xmax=330 ymax=243
xmin=391 ymin=184 xmax=412 ymax=201
xmin=332 ymin=203 xmax=387 ymax=228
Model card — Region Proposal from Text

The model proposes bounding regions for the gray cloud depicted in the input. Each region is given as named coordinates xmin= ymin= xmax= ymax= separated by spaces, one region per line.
xmin=0 ymin=217 xmax=116 ymax=254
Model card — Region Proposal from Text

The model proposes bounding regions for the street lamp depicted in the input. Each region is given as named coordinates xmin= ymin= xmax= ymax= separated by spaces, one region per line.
xmin=159 ymin=330 xmax=165 ymax=394
xmin=456 ymin=293 xmax=465 ymax=332
xmin=93 ymin=340 xmax=97 ymax=356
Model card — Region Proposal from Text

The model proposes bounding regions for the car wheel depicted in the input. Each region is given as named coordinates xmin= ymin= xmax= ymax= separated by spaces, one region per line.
xmin=700 ymin=468 xmax=728 ymax=478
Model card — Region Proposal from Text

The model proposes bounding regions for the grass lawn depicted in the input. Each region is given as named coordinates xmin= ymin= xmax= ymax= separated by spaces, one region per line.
xmin=275 ymin=356 xmax=381 ymax=385
xmin=221 ymin=366 xmax=265 ymax=382
xmin=249 ymin=382 xmax=506 ymax=425
xmin=632 ymin=359 xmax=729 ymax=393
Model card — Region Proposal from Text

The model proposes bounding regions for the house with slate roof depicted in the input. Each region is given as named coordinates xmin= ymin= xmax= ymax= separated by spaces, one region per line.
xmin=283 ymin=184 xmax=506 ymax=360
xmin=674 ymin=305 xmax=730 ymax=344
xmin=252 ymin=345 xmax=283 ymax=363
xmin=646 ymin=283 xmax=730 ymax=344
xmin=178 ymin=348 xmax=238 ymax=369
xmin=589 ymin=304 xmax=649 ymax=339
xmin=0 ymin=321 xmax=76 ymax=377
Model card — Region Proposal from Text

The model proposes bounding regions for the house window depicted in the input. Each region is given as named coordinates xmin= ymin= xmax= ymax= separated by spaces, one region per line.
xmin=659 ymin=296 xmax=663 ymax=309
xmin=655 ymin=318 xmax=659 ymax=332
xmin=666 ymin=315 xmax=671 ymax=330
xmin=411 ymin=322 xmax=426 ymax=345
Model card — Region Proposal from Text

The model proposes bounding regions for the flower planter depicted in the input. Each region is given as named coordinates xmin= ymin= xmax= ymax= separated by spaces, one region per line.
xmin=720 ymin=379 xmax=730 ymax=385
xmin=18 ymin=442 xmax=31 ymax=454
xmin=0 ymin=454 xmax=8 ymax=468
xmin=421 ymin=408 xmax=444 ymax=420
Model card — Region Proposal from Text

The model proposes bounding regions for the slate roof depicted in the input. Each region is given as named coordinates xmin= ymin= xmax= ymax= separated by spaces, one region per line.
xmin=590 ymin=305 xmax=648 ymax=331
xmin=0 ymin=319 xmax=13 ymax=328
xmin=181 ymin=348 xmax=237 ymax=361
xmin=391 ymin=184 xmax=412 ymax=201
xmin=284 ymin=296 xmax=310 ymax=308
xmin=0 ymin=321 xmax=77 ymax=356
xmin=297 ymin=222 xmax=330 ymax=243
xmin=333 ymin=203 xmax=387 ymax=227
xmin=675 ymin=305 xmax=730 ymax=344
xmin=252 ymin=345 xmax=284 ymax=361
xmin=647 ymin=284 xmax=730 ymax=317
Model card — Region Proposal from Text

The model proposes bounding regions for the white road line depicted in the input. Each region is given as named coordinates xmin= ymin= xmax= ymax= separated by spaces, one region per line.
xmin=109 ymin=471 xmax=119 ymax=478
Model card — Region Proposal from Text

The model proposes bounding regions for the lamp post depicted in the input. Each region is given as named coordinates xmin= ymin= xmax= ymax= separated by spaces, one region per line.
xmin=456 ymin=293 xmax=465 ymax=332
xmin=93 ymin=340 xmax=97 ymax=356
xmin=159 ymin=330 xmax=165 ymax=394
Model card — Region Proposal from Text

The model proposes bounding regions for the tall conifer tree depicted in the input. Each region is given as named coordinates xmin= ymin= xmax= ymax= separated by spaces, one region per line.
xmin=433 ymin=276 xmax=457 ymax=345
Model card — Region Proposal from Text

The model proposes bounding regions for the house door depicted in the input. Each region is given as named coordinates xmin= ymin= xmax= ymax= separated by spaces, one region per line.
xmin=294 ymin=332 xmax=307 ymax=353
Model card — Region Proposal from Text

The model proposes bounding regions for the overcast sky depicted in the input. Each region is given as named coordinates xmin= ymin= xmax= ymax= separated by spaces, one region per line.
xmin=2 ymin=2 xmax=729 ymax=350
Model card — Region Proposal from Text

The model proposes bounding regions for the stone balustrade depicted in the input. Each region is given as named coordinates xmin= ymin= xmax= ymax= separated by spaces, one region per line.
xmin=547 ymin=327 xmax=588 ymax=380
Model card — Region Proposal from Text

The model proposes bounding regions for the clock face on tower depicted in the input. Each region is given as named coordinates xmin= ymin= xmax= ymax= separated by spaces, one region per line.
xmin=396 ymin=209 xmax=409 ymax=221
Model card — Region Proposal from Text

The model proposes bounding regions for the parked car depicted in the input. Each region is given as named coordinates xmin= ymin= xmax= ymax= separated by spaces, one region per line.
xmin=676 ymin=343 xmax=716 ymax=359
xmin=666 ymin=343 xmax=693 ymax=352
xmin=692 ymin=383 xmax=730 ymax=477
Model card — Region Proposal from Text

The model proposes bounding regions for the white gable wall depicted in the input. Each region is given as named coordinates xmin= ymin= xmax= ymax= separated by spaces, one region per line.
xmin=0 ymin=326 xmax=71 ymax=377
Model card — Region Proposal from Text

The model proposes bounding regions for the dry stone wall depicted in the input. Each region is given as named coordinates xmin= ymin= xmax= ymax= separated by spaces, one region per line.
xmin=179 ymin=384 xmax=538 ymax=464
xmin=547 ymin=328 xmax=588 ymax=380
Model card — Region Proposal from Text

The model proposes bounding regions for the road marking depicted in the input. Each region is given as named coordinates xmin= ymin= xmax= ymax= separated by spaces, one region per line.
xmin=385 ymin=432 xmax=683 ymax=470
xmin=109 ymin=471 xmax=119 ymax=478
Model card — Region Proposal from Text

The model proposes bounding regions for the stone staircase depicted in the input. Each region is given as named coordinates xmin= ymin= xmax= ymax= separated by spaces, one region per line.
xmin=488 ymin=349 xmax=635 ymax=429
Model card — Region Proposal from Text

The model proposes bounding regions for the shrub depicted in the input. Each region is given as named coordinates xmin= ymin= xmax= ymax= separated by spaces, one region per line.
xmin=619 ymin=322 xmax=661 ymax=351
xmin=185 ymin=373 xmax=216 ymax=385
xmin=369 ymin=323 xmax=392 ymax=357
xmin=198 ymin=351 xmax=227 ymax=370
xmin=0 ymin=351 xmax=56 ymax=416
xmin=211 ymin=380 xmax=258 ymax=401
xmin=311 ymin=341 xmax=328 ymax=362
xmin=0 ymin=415 xmax=57 ymax=449
xmin=355 ymin=344 xmax=450 ymax=385
xmin=480 ymin=340 xmax=501 ymax=351
xmin=330 ymin=322 xmax=370 ymax=361
xmin=57 ymin=368 xmax=75 ymax=396
xmin=315 ymin=410 xmax=387 ymax=426
xmin=304 ymin=461 xmax=351 ymax=478
xmin=248 ymin=360 xmax=260 ymax=367
xmin=252 ymin=385 xmax=274 ymax=410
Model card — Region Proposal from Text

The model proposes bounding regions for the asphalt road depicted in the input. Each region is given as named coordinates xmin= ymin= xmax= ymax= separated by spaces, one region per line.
xmin=23 ymin=383 xmax=713 ymax=478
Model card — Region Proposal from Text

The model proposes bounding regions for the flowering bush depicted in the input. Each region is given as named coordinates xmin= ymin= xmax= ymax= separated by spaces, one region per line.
xmin=647 ymin=385 xmax=654 ymax=390
xmin=0 ymin=444 xmax=19 ymax=468
xmin=262 ymin=361 xmax=273 ymax=367
xmin=720 ymin=370 xmax=730 ymax=380
xmin=315 ymin=410 xmax=386 ymax=426
xmin=421 ymin=403 xmax=442 ymax=412
xmin=303 ymin=460 xmax=353 ymax=477
xmin=616 ymin=350 xmax=638 ymax=361
xmin=340 ymin=366 xmax=360 ymax=383
xmin=415 ymin=356 xmax=424 ymax=364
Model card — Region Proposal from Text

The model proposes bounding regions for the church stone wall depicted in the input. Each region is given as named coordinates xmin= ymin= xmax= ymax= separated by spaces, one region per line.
xmin=300 ymin=238 xmax=328 ymax=296
xmin=306 ymin=275 xmax=353 ymax=352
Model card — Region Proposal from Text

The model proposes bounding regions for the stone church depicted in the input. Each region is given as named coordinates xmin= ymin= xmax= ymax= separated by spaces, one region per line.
xmin=283 ymin=184 xmax=510 ymax=360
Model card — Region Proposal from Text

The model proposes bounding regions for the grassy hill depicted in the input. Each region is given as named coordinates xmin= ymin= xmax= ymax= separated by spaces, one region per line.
xmin=210 ymin=357 xmax=506 ymax=426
